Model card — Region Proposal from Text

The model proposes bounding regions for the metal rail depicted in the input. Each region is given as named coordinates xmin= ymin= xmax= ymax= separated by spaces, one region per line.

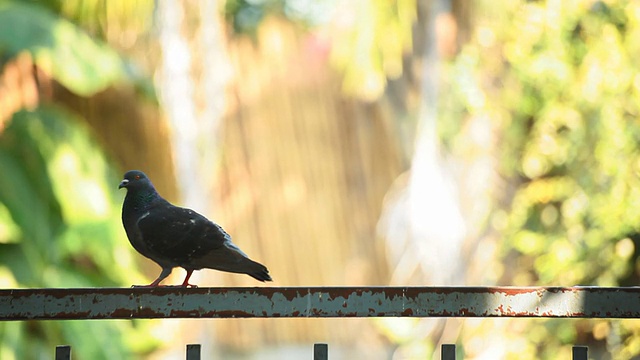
xmin=1 ymin=286 xmax=639 ymax=320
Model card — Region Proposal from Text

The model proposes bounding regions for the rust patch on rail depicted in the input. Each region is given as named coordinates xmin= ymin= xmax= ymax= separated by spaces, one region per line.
xmin=55 ymin=311 xmax=92 ymax=319
xmin=401 ymin=308 xmax=414 ymax=316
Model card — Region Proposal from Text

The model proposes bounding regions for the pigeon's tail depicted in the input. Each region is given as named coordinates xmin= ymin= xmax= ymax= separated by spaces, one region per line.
xmin=245 ymin=259 xmax=273 ymax=282
xmin=196 ymin=254 xmax=273 ymax=282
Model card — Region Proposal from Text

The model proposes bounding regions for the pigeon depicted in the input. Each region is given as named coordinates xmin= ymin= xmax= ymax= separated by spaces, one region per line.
xmin=119 ymin=170 xmax=272 ymax=287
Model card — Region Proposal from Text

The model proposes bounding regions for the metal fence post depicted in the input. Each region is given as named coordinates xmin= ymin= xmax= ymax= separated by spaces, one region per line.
xmin=186 ymin=344 xmax=201 ymax=360
xmin=55 ymin=345 xmax=71 ymax=360
xmin=314 ymin=343 xmax=328 ymax=360
xmin=441 ymin=344 xmax=456 ymax=360
xmin=572 ymin=346 xmax=588 ymax=360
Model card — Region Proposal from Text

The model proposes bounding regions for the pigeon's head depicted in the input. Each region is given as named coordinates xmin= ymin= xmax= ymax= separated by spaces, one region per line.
xmin=119 ymin=170 xmax=153 ymax=191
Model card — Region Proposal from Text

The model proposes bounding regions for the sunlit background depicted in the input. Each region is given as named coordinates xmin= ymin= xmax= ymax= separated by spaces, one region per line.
xmin=1 ymin=0 xmax=640 ymax=358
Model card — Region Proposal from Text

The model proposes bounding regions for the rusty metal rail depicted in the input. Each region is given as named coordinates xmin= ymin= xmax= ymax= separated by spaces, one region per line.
xmin=1 ymin=286 xmax=640 ymax=320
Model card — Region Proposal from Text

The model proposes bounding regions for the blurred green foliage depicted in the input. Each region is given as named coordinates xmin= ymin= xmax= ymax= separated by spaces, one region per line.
xmin=0 ymin=108 xmax=157 ymax=359
xmin=0 ymin=2 xmax=127 ymax=96
xmin=0 ymin=0 xmax=157 ymax=359
xmin=459 ymin=0 xmax=640 ymax=286
xmin=441 ymin=0 xmax=640 ymax=357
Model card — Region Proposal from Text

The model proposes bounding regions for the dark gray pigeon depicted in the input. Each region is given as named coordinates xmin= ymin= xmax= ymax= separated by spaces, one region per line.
xmin=119 ymin=170 xmax=272 ymax=287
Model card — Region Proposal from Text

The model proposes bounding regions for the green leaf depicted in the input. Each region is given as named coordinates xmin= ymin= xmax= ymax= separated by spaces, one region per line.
xmin=0 ymin=110 xmax=68 ymax=284
xmin=0 ymin=1 xmax=126 ymax=96
xmin=0 ymin=202 xmax=21 ymax=244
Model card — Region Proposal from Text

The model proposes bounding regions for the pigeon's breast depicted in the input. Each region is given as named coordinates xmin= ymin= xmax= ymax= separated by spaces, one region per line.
xmin=123 ymin=208 xmax=157 ymax=260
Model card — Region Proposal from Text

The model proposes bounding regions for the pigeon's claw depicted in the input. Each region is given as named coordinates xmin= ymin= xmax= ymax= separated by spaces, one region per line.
xmin=131 ymin=267 xmax=173 ymax=288
xmin=131 ymin=278 xmax=165 ymax=288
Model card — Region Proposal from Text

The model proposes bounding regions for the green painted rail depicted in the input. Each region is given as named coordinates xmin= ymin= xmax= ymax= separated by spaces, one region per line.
xmin=2 ymin=286 xmax=640 ymax=320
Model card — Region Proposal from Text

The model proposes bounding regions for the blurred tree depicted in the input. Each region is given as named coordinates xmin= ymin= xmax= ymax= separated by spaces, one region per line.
xmin=437 ymin=0 xmax=640 ymax=358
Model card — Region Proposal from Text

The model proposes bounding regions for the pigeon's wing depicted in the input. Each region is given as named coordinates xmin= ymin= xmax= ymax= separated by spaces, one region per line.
xmin=136 ymin=204 xmax=226 ymax=265
xmin=137 ymin=203 xmax=272 ymax=281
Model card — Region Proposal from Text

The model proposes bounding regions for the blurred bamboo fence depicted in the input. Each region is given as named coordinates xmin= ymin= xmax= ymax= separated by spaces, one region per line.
xmin=212 ymin=18 xmax=406 ymax=349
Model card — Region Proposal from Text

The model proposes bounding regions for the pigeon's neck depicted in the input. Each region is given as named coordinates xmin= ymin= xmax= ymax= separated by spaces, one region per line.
xmin=125 ymin=188 xmax=161 ymax=213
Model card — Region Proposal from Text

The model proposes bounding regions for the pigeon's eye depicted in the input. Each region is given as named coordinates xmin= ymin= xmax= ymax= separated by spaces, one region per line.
xmin=134 ymin=175 xmax=141 ymax=180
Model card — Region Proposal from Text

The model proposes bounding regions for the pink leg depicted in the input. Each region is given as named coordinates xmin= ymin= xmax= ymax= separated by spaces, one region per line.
xmin=181 ymin=270 xmax=197 ymax=288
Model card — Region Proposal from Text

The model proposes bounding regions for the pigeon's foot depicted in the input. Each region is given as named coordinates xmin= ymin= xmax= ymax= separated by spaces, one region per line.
xmin=180 ymin=270 xmax=197 ymax=288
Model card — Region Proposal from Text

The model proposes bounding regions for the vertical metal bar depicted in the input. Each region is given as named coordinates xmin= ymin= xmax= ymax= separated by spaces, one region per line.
xmin=441 ymin=344 xmax=456 ymax=360
xmin=186 ymin=344 xmax=201 ymax=360
xmin=314 ymin=343 xmax=328 ymax=360
xmin=572 ymin=346 xmax=588 ymax=360
xmin=55 ymin=345 xmax=71 ymax=360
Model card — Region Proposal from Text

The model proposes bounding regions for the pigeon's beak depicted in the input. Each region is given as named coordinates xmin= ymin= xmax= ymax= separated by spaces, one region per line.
xmin=118 ymin=179 xmax=129 ymax=189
